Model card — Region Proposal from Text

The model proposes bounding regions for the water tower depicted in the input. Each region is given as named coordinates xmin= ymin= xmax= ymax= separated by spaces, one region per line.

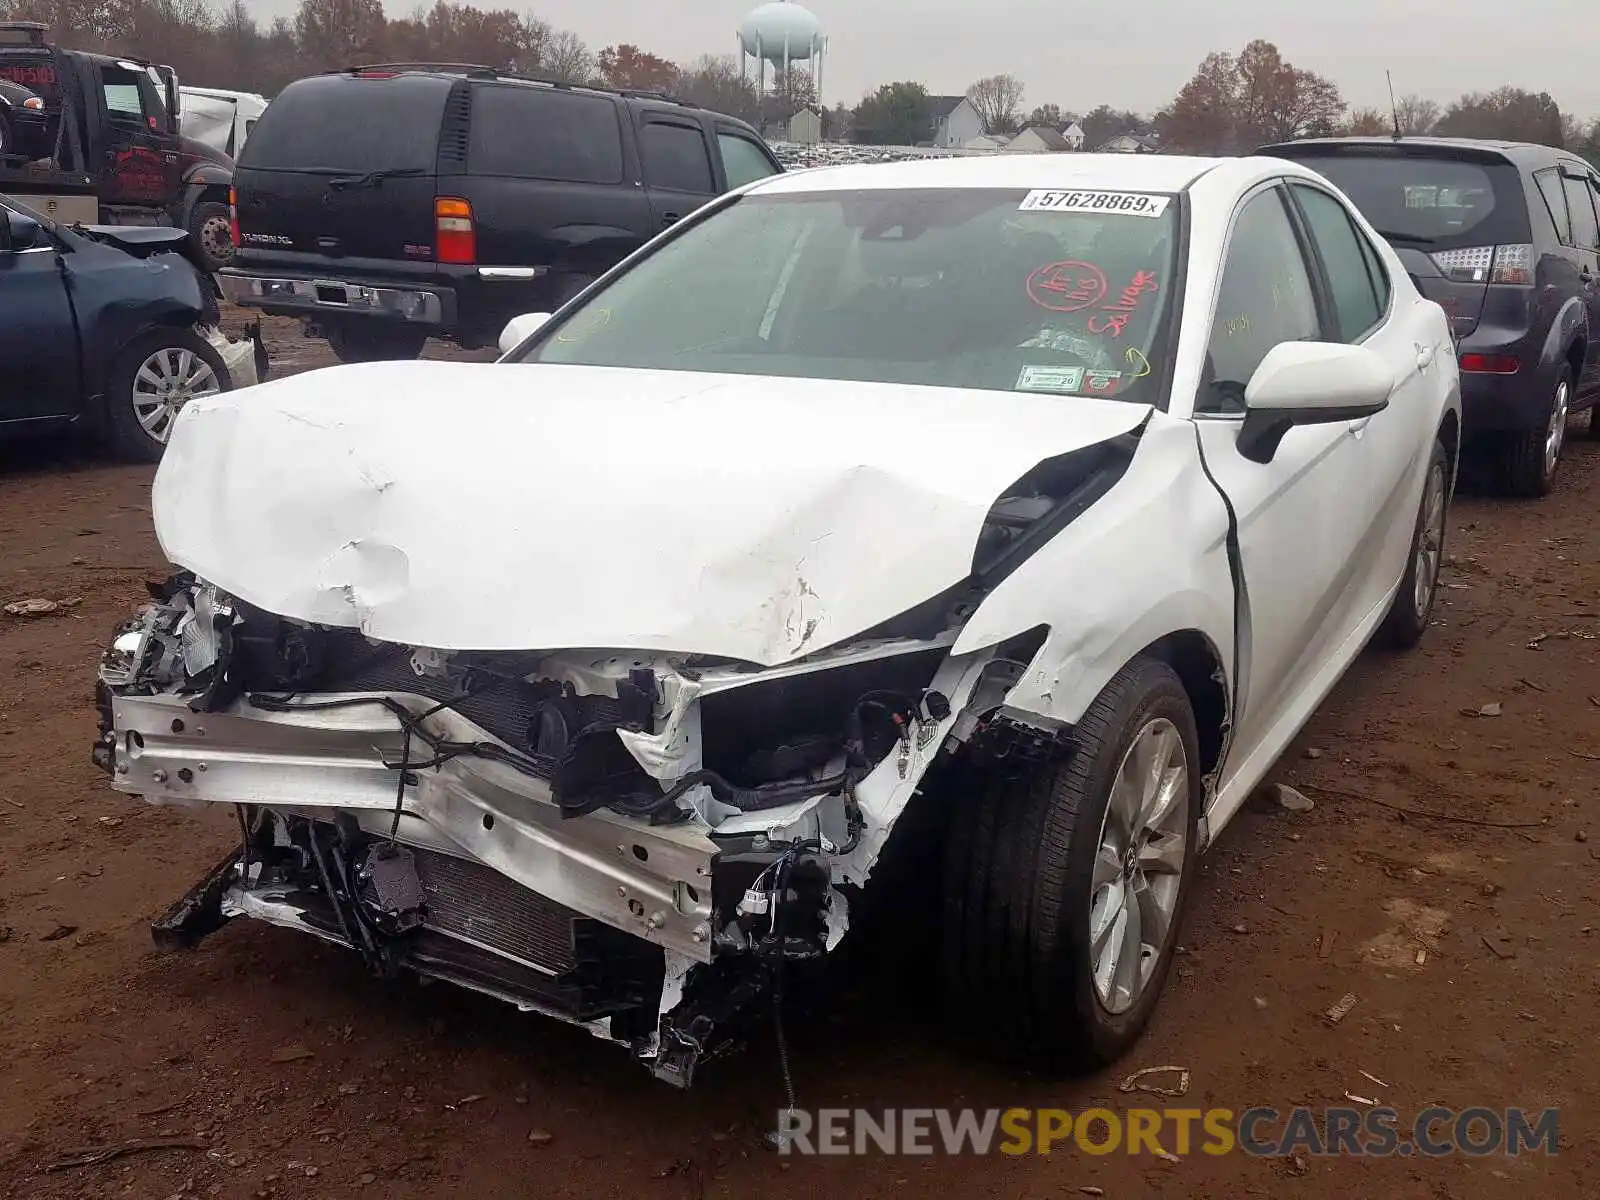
xmin=738 ymin=1 xmax=826 ymax=112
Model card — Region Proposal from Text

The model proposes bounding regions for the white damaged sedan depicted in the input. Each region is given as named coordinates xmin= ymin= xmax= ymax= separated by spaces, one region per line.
xmin=95 ymin=153 xmax=1460 ymax=1085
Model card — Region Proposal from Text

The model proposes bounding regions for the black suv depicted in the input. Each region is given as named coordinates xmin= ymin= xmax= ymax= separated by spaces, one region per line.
xmin=217 ymin=65 xmax=784 ymax=362
xmin=1260 ymin=136 xmax=1600 ymax=496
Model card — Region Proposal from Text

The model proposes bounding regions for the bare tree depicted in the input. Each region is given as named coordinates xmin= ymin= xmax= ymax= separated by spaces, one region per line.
xmin=1394 ymin=93 xmax=1440 ymax=136
xmin=675 ymin=54 xmax=757 ymax=123
xmin=293 ymin=0 xmax=385 ymax=69
xmin=966 ymin=73 xmax=1024 ymax=135
xmin=540 ymin=28 xmax=593 ymax=84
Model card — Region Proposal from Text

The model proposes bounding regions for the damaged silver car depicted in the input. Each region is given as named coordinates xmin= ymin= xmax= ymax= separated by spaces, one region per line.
xmin=94 ymin=153 xmax=1459 ymax=1086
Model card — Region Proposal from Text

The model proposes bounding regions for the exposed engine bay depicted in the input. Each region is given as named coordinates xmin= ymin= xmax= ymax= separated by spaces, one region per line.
xmin=93 ymin=434 xmax=1138 ymax=1086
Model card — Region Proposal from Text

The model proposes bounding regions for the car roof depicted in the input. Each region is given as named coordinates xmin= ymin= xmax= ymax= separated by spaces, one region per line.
xmin=1262 ymin=135 xmax=1578 ymax=168
xmin=749 ymin=152 xmax=1229 ymax=196
xmin=319 ymin=65 xmax=714 ymax=115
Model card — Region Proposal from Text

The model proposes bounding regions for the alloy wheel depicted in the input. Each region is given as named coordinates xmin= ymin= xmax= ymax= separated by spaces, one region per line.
xmin=131 ymin=346 xmax=221 ymax=444
xmin=1545 ymin=378 xmax=1569 ymax=479
xmin=1413 ymin=459 xmax=1447 ymax=618
xmin=1088 ymin=716 xmax=1190 ymax=1015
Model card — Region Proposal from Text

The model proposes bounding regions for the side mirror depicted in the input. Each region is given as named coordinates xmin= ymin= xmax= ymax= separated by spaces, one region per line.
xmin=4 ymin=209 xmax=42 ymax=252
xmin=498 ymin=311 xmax=552 ymax=356
xmin=1237 ymin=341 xmax=1394 ymax=464
xmin=158 ymin=65 xmax=180 ymax=132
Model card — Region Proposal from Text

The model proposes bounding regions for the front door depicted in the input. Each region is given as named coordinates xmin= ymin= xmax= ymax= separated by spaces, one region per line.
xmin=94 ymin=61 xmax=180 ymax=211
xmin=1189 ymin=184 xmax=1374 ymax=772
xmin=0 ymin=208 xmax=78 ymax=420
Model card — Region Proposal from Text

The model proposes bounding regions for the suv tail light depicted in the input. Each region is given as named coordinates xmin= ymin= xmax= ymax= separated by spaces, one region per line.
xmin=228 ymin=185 xmax=239 ymax=248
xmin=435 ymin=196 xmax=475 ymax=264
xmin=1429 ymin=243 xmax=1534 ymax=285
xmin=1459 ymin=353 xmax=1521 ymax=374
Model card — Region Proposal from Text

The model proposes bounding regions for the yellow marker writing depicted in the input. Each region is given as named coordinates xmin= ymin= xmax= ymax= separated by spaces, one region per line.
xmin=1124 ymin=346 xmax=1152 ymax=378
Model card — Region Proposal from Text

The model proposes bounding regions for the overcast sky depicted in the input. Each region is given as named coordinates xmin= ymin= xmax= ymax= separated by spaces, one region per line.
xmin=252 ymin=0 xmax=1600 ymax=119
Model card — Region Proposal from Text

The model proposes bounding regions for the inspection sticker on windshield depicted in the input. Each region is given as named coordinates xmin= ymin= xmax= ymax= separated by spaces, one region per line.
xmin=1019 ymin=190 xmax=1170 ymax=218
xmin=1016 ymin=366 xmax=1085 ymax=393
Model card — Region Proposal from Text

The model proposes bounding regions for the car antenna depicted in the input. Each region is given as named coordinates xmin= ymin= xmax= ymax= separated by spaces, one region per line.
xmin=1386 ymin=70 xmax=1402 ymax=140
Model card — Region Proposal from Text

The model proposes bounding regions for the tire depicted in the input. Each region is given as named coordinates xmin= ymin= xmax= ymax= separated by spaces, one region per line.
xmin=104 ymin=327 xmax=232 ymax=463
xmin=1375 ymin=438 xmax=1451 ymax=650
xmin=1493 ymin=367 xmax=1569 ymax=497
xmin=1580 ymin=401 xmax=1600 ymax=441
xmin=0 ymin=112 xmax=11 ymax=158
xmin=942 ymin=657 xmax=1202 ymax=1072
xmin=326 ymin=324 xmax=428 ymax=364
xmin=186 ymin=201 xmax=234 ymax=273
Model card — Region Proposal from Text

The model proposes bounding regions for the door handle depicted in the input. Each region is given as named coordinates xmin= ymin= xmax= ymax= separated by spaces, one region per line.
xmin=661 ymin=213 xmax=681 ymax=226
xmin=1415 ymin=343 xmax=1434 ymax=370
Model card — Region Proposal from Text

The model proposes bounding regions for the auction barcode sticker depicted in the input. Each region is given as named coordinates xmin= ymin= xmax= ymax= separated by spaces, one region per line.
xmin=1019 ymin=190 xmax=1171 ymax=218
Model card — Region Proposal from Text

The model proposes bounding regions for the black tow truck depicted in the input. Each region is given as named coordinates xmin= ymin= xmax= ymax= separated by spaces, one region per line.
xmin=0 ymin=21 xmax=235 ymax=271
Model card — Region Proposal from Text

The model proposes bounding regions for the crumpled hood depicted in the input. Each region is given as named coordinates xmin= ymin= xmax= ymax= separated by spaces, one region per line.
xmin=152 ymin=361 xmax=1148 ymax=666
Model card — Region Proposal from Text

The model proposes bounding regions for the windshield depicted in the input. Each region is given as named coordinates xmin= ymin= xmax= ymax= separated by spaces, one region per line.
xmin=1275 ymin=152 xmax=1528 ymax=248
xmin=517 ymin=187 xmax=1181 ymax=405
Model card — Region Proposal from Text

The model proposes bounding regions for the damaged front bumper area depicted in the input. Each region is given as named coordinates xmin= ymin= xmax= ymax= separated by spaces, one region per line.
xmin=94 ymin=573 xmax=1035 ymax=1085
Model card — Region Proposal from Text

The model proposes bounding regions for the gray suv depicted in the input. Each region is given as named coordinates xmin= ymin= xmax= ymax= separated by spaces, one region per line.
xmin=1260 ymin=136 xmax=1600 ymax=497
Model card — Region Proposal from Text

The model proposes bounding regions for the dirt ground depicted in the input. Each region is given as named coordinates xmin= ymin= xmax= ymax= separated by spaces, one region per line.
xmin=1 ymin=311 xmax=1597 ymax=1199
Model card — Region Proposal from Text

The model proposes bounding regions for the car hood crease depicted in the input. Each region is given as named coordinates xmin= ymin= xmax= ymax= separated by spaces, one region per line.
xmin=152 ymin=361 xmax=1151 ymax=666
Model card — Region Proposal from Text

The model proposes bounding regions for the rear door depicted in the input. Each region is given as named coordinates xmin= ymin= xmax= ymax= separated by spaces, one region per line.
xmin=633 ymin=110 xmax=717 ymax=233
xmin=1553 ymin=163 xmax=1600 ymax=395
xmin=1285 ymin=179 xmax=1440 ymax=621
xmin=457 ymin=83 xmax=650 ymax=277
xmin=232 ymin=73 xmax=447 ymax=265
xmin=1263 ymin=144 xmax=1529 ymax=342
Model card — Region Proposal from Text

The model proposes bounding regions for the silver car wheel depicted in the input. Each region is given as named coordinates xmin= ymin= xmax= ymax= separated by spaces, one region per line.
xmin=132 ymin=346 xmax=221 ymax=444
xmin=1413 ymin=458 xmax=1447 ymax=617
xmin=1545 ymin=377 xmax=1569 ymax=478
xmin=1089 ymin=716 xmax=1190 ymax=1015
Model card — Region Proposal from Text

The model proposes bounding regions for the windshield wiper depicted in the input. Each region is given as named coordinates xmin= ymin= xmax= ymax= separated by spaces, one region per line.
xmin=326 ymin=167 xmax=426 ymax=190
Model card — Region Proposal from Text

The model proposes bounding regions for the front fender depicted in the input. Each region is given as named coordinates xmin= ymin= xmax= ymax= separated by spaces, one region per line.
xmin=179 ymin=165 xmax=233 ymax=224
xmin=952 ymin=411 xmax=1237 ymax=727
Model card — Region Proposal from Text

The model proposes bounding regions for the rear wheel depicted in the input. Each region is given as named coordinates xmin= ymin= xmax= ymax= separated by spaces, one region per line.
xmin=1376 ymin=438 xmax=1450 ymax=650
xmin=942 ymin=658 xmax=1201 ymax=1072
xmin=326 ymin=324 xmax=428 ymax=364
xmin=186 ymin=201 xmax=234 ymax=273
xmin=1493 ymin=368 xmax=1568 ymax=497
xmin=104 ymin=328 xmax=231 ymax=462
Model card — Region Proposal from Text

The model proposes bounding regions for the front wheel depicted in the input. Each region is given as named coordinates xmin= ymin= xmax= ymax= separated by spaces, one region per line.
xmin=104 ymin=328 xmax=231 ymax=462
xmin=942 ymin=657 xmax=1201 ymax=1072
xmin=186 ymin=201 xmax=234 ymax=273
xmin=1375 ymin=438 xmax=1450 ymax=650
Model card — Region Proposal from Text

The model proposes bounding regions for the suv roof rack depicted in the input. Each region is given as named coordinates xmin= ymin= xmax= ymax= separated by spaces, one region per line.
xmin=339 ymin=62 xmax=500 ymax=78
xmin=337 ymin=60 xmax=689 ymax=106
